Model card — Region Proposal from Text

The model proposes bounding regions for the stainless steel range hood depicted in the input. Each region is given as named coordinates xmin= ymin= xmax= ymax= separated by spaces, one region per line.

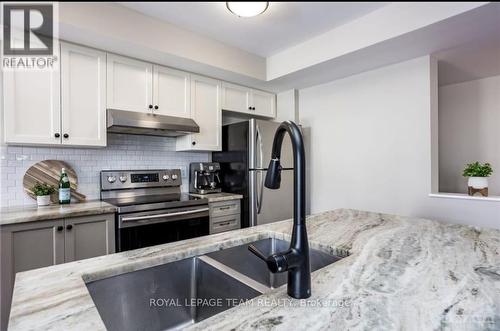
xmin=107 ymin=109 xmax=199 ymax=137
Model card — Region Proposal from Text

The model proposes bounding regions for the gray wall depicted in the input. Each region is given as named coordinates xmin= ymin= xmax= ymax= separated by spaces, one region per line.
xmin=299 ymin=56 xmax=500 ymax=229
xmin=439 ymin=75 xmax=500 ymax=195
xmin=0 ymin=134 xmax=209 ymax=207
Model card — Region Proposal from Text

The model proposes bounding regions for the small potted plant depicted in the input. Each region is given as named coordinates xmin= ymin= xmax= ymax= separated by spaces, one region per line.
xmin=32 ymin=183 xmax=56 ymax=206
xmin=462 ymin=162 xmax=493 ymax=197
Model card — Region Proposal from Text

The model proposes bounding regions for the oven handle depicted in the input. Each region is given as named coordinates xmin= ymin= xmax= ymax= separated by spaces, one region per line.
xmin=121 ymin=207 xmax=209 ymax=222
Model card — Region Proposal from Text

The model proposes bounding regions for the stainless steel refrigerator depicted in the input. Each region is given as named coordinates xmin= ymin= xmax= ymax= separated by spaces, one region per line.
xmin=212 ymin=119 xmax=294 ymax=228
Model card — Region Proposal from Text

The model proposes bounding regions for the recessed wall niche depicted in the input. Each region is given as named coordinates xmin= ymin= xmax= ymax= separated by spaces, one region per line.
xmin=436 ymin=39 xmax=500 ymax=197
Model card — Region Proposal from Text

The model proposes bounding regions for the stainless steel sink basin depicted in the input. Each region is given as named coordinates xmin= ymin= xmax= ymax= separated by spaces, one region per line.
xmin=86 ymin=257 xmax=261 ymax=331
xmin=86 ymin=238 xmax=341 ymax=330
xmin=206 ymin=238 xmax=341 ymax=289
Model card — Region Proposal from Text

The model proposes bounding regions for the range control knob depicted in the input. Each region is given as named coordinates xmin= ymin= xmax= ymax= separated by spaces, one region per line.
xmin=107 ymin=176 xmax=116 ymax=183
xmin=162 ymin=174 xmax=170 ymax=181
xmin=171 ymin=174 xmax=178 ymax=180
xmin=119 ymin=175 xmax=127 ymax=183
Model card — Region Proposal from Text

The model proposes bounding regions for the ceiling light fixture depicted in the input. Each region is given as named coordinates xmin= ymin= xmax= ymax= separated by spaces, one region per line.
xmin=226 ymin=2 xmax=269 ymax=18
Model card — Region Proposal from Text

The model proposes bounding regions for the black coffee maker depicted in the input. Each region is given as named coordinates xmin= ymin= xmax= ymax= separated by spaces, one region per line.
xmin=189 ymin=162 xmax=222 ymax=194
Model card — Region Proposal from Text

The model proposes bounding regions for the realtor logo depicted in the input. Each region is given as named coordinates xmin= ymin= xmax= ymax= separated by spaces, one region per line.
xmin=3 ymin=4 xmax=54 ymax=55
xmin=2 ymin=2 xmax=58 ymax=70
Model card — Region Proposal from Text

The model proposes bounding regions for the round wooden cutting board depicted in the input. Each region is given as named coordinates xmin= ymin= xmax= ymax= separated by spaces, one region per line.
xmin=23 ymin=160 xmax=86 ymax=203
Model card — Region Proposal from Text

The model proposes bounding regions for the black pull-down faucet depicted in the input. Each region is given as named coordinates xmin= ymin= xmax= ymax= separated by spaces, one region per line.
xmin=248 ymin=120 xmax=311 ymax=299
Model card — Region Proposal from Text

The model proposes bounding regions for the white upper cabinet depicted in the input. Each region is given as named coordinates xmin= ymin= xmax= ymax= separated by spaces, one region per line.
xmin=251 ymin=89 xmax=276 ymax=118
xmin=221 ymin=83 xmax=276 ymax=118
xmin=61 ymin=43 xmax=107 ymax=147
xmin=153 ymin=66 xmax=191 ymax=117
xmin=177 ymin=75 xmax=221 ymax=151
xmin=106 ymin=54 xmax=153 ymax=112
xmin=3 ymin=57 xmax=61 ymax=145
xmin=221 ymin=82 xmax=251 ymax=114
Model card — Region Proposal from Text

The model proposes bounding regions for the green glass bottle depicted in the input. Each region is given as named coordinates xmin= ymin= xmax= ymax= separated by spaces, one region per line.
xmin=58 ymin=168 xmax=71 ymax=204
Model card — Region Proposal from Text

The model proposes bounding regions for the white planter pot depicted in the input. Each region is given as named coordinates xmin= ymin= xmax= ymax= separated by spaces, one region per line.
xmin=468 ymin=177 xmax=488 ymax=189
xmin=36 ymin=195 xmax=51 ymax=206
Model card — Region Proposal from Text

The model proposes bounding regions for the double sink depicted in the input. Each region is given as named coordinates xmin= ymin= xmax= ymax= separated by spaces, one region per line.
xmin=86 ymin=238 xmax=342 ymax=331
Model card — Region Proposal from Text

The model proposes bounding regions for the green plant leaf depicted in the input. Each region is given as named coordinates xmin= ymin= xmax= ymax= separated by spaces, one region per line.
xmin=462 ymin=162 xmax=493 ymax=177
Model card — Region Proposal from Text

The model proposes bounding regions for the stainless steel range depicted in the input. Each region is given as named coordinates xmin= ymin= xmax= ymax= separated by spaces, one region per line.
xmin=100 ymin=169 xmax=209 ymax=252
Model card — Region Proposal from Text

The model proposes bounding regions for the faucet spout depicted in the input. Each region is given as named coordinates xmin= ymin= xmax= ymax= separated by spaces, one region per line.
xmin=248 ymin=121 xmax=311 ymax=299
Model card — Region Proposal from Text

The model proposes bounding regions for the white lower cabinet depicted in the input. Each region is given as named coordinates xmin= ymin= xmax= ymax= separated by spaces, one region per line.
xmin=176 ymin=75 xmax=222 ymax=151
xmin=61 ymin=42 xmax=107 ymax=146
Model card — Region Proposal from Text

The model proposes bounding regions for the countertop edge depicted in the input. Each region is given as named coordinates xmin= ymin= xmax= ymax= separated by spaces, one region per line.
xmin=0 ymin=201 xmax=117 ymax=226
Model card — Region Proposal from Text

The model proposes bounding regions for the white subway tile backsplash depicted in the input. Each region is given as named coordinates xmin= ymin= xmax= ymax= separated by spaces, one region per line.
xmin=0 ymin=134 xmax=210 ymax=207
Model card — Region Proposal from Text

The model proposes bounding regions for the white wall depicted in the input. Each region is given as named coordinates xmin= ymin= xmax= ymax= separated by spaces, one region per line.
xmin=439 ymin=76 xmax=500 ymax=195
xmin=0 ymin=134 xmax=209 ymax=208
xmin=276 ymin=89 xmax=299 ymax=123
xmin=299 ymin=56 xmax=500 ymax=229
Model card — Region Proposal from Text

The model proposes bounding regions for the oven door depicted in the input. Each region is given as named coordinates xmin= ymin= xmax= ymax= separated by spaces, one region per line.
xmin=117 ymin=205 xmax=209 ymax=252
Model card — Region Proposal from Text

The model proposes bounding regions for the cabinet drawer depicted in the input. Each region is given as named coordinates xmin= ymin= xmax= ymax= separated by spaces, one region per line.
xmin=209 ymin=200 xmax=240 ymax=218
xmin=210 ymin=214 xmax=240 ymax=234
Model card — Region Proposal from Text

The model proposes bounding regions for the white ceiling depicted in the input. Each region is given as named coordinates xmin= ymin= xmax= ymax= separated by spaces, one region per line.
xmin=118 ymin=2 xmax=387 ymax=57
xmin=435 ymin=36 xmax=500 ymax=86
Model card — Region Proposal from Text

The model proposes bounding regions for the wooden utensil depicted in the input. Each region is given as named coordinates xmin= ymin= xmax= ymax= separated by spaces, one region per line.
xmin=23 ymin=160 xmax=86 ymax=203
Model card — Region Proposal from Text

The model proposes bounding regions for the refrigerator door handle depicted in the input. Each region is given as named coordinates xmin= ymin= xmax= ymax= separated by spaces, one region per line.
xmin=256 ymin=125 xmax=265 ymax=214
xmin=249 ymin=171 xmax=256 ymax=226
xmin=255 ymin=126 xmax=261 ymax=213
xmin=257 ymin=171 xmax=264 ymax=214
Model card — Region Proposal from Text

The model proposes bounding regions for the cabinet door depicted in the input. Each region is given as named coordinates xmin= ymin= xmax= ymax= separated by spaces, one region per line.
xmin=106 ymin=54 xmax=152 ymax=112
xmin=176 ymin=75 xmax=221 ymax=151
xmin=3 ymin=60 xmax=61 ymax=145
xmin=1 ymin=220 xmax=64 ymax=330
xmin=153 ymin=65 xmax=191 ymax=118
xmin=221 ymin=82 xmax=251 ymax=114
xmin=251 ymin=89 xmax=276 ymax=118
xmin=61 ymin=43 xmax=107 ymax=147
xmin=64 ymin=214 xmax=115 ymax=263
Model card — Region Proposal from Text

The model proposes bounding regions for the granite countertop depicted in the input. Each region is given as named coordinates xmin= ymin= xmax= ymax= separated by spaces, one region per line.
xmin=0 ymin=201 xmax=117 ymax=226
xmin=190 ymin=192 xmax=243 ymax=203
xmin=8 ymin=209 xmax=500 ymax=330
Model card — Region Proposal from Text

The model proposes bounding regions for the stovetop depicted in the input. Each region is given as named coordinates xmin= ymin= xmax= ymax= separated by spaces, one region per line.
xmin=103 ymin=193 xmax=201 ymax=207
xmin=103 ymin=193 xmax=208 ymax=214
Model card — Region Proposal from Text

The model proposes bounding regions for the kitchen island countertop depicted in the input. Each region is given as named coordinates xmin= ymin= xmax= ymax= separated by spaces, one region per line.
xmin=7 ymin=209 xmax=500 ymax=330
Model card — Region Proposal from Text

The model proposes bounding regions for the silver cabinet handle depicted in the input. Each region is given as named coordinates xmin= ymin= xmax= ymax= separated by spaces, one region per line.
xmin=122 ymin=208 xmax=209 ymax=222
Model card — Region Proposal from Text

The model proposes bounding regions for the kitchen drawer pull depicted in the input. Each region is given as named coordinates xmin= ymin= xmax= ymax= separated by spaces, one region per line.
xmin=218 ymin=206 xmax=232 ymax=210
xmin=122 ymin=208 xmax=209 ymax=222
xmin=216 ymin=221 xmax=232 ymax=226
